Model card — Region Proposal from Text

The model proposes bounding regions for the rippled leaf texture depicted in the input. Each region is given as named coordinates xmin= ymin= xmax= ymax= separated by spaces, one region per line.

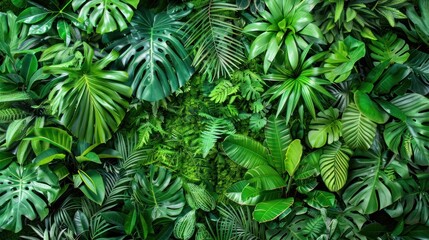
xmin=46 ymin=43 xmax=132 ymax=144
xmin=185 ymin=1 xmax=245 ymax=81
xmin=72 ymin=0 xmax=139 ymax=34
xmin=342 ymin=103 xmax=376 ymax=150
xmin=343 ymin=150 xmax=403 ymax=214
xmin=320 ymin=141 xmax=352 ymax=192
xmin=109 ymin=10 xmax=193 ymax=101
xmin=0 ymin=162 xmax=60 ymax=232
xmin=383 ymin=93 xmax=429 ymax=165
xmin=308 ymin=107 xmax=342 ymax=148
xmin=132 ymin=165 xmax=185 ymax=220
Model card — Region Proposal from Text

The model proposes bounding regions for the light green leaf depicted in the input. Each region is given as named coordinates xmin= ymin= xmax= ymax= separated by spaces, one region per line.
xmin=173 ymin=210 xmax=196 ymax=240
xmin=253 ymin=198 xmax=294 ymax=223
xmin=265 ymin=116 xmax=292 ymax=173
xmin=308 ymin=108 xmax=342 ymax=148
xmin=319 ymin=141 xmax=353 ymax=192
xmin=284 ymin=139 xmax=303 ymax=176
xmin=342 ymin=103 xmax=376 ymax=150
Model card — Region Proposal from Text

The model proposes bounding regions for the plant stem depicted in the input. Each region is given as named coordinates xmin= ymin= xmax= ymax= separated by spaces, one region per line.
xmin=286 ymin=176 xmax=293 ymax=197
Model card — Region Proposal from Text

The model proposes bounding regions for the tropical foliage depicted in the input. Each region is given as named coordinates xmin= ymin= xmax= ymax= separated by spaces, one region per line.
xmin=0 ymin=0 xmax=428 ymax=239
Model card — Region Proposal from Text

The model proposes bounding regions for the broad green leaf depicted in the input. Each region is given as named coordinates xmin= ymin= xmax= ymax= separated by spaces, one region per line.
xmin=25 ymin=127 xmax=72 ymax=153
xmin=0 ymin=92 xmax=31 ymax=103
xmin=0 ymin=163 xmax=60 ymax=232
xmin=253 ymin=198 xmax=294 ymax=223
xmin=124 ymin=209 xmax=137 ymax=235
xmin=46 ymin=43 xmax=132 ymax=144
xmin=79 ymin=170 xmax=105 ymax=205
xmin=342 ymin=103 xmax=376 ymax=149
xmin=386 ymin=94 xmax=429 ymax=165
xmin=245 ymin=165 xmax=285 ymax=190
xmin=343 ymin=150 xmax=403 ymax=214
xmin=354 ymin=90 xmax=389 ymax=124
xmin=72 ymin=0 xmax=139 ymax=34
xmin=305 ymin=190 xmax=336 ymax=208
xmin=225 ymin=180 xmax=277 ymax=205
xmin=185 ymin=183 xmax=216 ymax=212
xmin=223 ymin=134 xmax=269 ymax=169
xmin=33 ymin=149 xmax=65 ymax=166
xmin=373 ymin=64 xmax=411 ymax=95
xmin=0 ymin=152 xmax=14 ymax=169
xmin=308 ymin=108 xmax=342 ymax=148
xmin=132 ymin=165 xmax=185 ymax=220
xmin=16 ymin=7 xmax=49 ymax=24
xmin=324 ymin=36 xmax=365 ymax=83
xmin=369 ymin=32 xmax=409 ymax=64
xmin=319 ymin=141 xmax=352 ymax=191
xmin=173 ymin=210 xmax=196 ymax=240
xmin=284 ymin=139 xmax=303 ymax=176
xmin=109 ymin=10 xmax=194 ymax=101
xmin=5 ymin=118 xmax=29 ymax=148
xmin=76 ymin=152 xmax=102 ymax=164
xmin=265 ymin=116 xmax=291 ymax=173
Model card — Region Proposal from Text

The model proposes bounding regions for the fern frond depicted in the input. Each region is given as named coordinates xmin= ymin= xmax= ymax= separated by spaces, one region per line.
xmin=233 ymin=70 xmax=265 ymax=101
xmin=0 ymin=108 xmax=28 ymax=122
xmin=200 ymin=115 xmax=235 ymax=157
xmin=185 ymin=0 xmax=245 ymax=81
xmin=209 ymin=79 xmax=239 ymax=103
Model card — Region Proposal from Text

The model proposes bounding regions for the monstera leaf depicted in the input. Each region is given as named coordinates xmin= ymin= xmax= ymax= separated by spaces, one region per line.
xmin=308 ymin=108 xmax=342 ymax=148
xmin=109 ymin=10 xmax=193 ymax=101
xmin=319 ymin=141 xmax=352 ymax=192
xmin=342 ymin=103 xmax=377 ymax=150
xmin=381 ymin=93 xmax=429 ymax=165
xmin=132 ymin=165 xmax=185 ymax=220
xmin=46 ymin=43 xmax=132 ymax=144
xmin=343 ymin=150 xmax=403 ymax=214
xmin=0 ymin=162 xmax=60 ymax=232
xmin=369 ymin=32 xmax=410 ymax=64
xmin=324 ymin=36 xmax=366 ymax=83
xmin=72 ymin=0 xmax=139 ymax=34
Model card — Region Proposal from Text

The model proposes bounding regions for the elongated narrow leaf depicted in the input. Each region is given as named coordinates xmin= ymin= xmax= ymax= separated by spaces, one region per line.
xmin=253 ymin=198 xmax=294 ymax=223
xmin=265 ymin=116 xmax=291 ymax=173
xmin=223 ymin=134 xmax=269 ymax=169
xmin=284 ymin=139 xmax=303 ymax=176
xmin=319 ymin=141 xmax=352 ymax=191
xmin=79 ymin=170 xmax=105 ymax=205
xmin=25 ymin=127 xmax=72 ymax=153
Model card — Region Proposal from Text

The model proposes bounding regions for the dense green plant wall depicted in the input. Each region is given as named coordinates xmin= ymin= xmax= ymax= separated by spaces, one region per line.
xmin=0 ymin=0 xmax=428 ymax=239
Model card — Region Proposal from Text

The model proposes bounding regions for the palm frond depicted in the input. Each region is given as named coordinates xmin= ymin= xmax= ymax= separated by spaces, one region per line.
xmin=185 ymin=0 xmax=245 ymax=81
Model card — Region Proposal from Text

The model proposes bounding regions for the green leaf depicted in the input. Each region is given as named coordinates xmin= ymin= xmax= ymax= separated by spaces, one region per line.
xmin=308 ymin=108 xmax=342 ymax=148
xmin=324 ymin=36 xmax=365 ymax=83
xmin=305 ymin=190 xmax=336 ymax=208
xmin=354 ymin=90 xmax=389 ymax=124
xmin=72 ymin=0 xmax=138 ymax=34
xmin=25 ymin=127 xmax=72 ymax=153
xmin=0 ymin=163 xmax=60 ymax=232
xmin=319 ymin=141 xmax=352 ymax=192
xmin=0 ymin=152 xmax=14 ymax=170
xmin=109 ymin=10 xmax=194 ymax=101
xmin=132 ymin=165 xmax=185 ymax=220
xmin=373 ymin=64 xmax=411 ymax=95
xmin=76 ymin=152 xmax=102 ymax=164
xmin=343 ymin=150 xmax=403 ymax=214
xmin=223 ymin=134 xmax=269 ymax=169
xmin=0 ymin=92 xmax=31 ymax=103
xmin=342 ymin=103 xmax=377 ymax=149
xmin=369 ymin=32 xmax=410 ymax=64
xmin=245 ymin=165 xmax=285 ymax=190
xmin=124 ymin=209 xmax=137 ymax=235
xmin=184 ymin=1 xmax=244 ymax=80
xmin=79 ymin=170 xmax=105 ymax=205
xmin=253 ymin=198 xmax=294 ymax=223
xmin=284 ymin=139 xmax=303 ymax=177
xmin=46 ymin=43 xmax=132 ymax=144
xmin=173 ymin=210 xmax=196 ymax=240
xmin=16 ymin=7 xmax=49 ymax=24
xmin=386 ymin=93 xmax=429 ymax=165
xmin=185 ymin=183 xmax=216 ymax=212
xmin=265 ymin=116 xmax=292 ymax=173
xmin=5 ymin=118 xmax=29 ymax=148
xmin=33 ymin=149 xmax=65 ymax=166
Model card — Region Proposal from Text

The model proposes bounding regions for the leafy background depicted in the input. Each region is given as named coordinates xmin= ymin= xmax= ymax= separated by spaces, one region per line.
xmin=0 ymin=0 xmax=429 ymax=239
